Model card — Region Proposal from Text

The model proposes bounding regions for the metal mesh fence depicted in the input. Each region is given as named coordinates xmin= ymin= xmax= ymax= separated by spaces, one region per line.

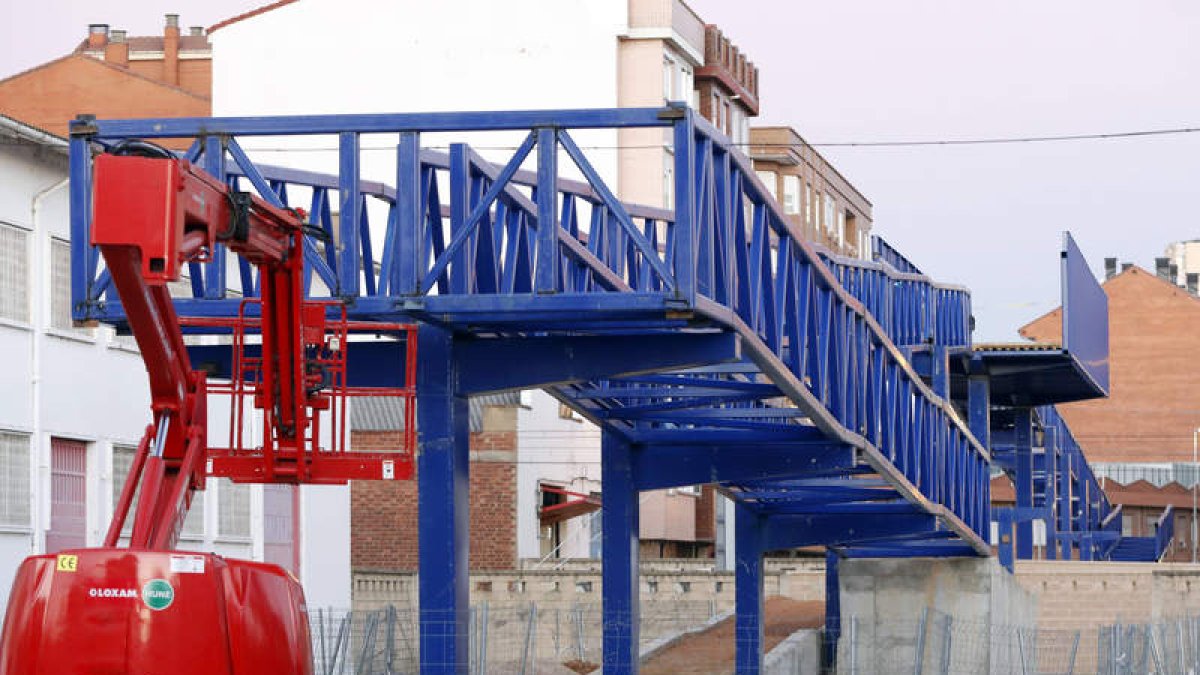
xmin=309 ymin=601 xmax=726 ymax=674
xmin=1096 ymin=615 xmax=1200 ymax=675
xmin=839 ymin=609 xmax=1088 ymax=675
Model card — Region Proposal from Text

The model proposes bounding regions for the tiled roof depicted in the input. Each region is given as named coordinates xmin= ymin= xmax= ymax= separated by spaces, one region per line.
xmin=351 ymin=392 xmax=522 ymax=433
xmin=75 ymin=35 xmax=211 ymax=54
xmin=209 ymin=0 xmax=300 ymax=33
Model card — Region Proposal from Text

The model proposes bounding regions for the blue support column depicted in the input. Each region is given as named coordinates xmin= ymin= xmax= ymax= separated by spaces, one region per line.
xmin=417 ymin=325 xmax=470 ymax=674
xmin=394 ymin=132 xmax=421 ymax=295
xmin=1044 ymin=430 xmax=1059 ymax=561
xmin=68 ymin=133 xmax=92 ymax=320
xmin=997 ymin=508 xmax=1014 ymax=572
xmin=1059 ymin=447 xmax=1073 ymax=560
xmin=338 ymin=132 xmax=361 ymax=298
xmin=734 ymin=504 xmax=765 ymax=674
xmin=1014 ymin=408 xmax=1034 ymax=559
xmin=823 ymin=549 xmax=842 ymax=670
xmin=203 ymin=135 xmax=227 ymax=299
xmin=535 ymin=127 xmax=559 ymax=294
xmin=602 ymin=433 xmax=639 ymax=674
xmin=968 ymin=368 xmax=991 ymax=542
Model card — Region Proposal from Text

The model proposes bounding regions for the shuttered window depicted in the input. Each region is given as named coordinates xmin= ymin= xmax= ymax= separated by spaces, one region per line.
xmin=112 ymin=445 xmax=203 ymax=537
xmin=218 ymin=478 xmax=251 ymax=538
xmin=0 ymin=432 xmax=30 ymax=528
xmin=0 ymin=224 xmax=29 ymax=323
xmin=50 ymin=238 xmax=73 ymax=330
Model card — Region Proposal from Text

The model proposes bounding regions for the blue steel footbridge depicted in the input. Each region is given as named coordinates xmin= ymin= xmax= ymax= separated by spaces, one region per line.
xmin=68 ymin=105 xmax=1169 ymax=674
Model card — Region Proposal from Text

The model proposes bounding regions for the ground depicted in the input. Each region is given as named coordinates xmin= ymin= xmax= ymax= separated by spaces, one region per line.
xmin=638 ymin=597 xmax=824 ymax=674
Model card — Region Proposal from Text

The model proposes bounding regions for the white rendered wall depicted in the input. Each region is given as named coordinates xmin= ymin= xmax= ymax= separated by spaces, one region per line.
xmin=517 ymin=391 xmax=602 ymax=563
xmin=0 ymin=140 xmax=269 ymax=607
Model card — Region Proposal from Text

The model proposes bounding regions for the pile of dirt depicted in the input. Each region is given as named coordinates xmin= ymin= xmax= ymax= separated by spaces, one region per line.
xmin=639 ymin=597 xmax=824 ymax=675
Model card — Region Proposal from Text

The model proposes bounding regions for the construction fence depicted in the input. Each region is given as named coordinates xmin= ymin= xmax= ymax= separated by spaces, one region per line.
xmin=308 ymin=601 xmax=729 ymax=674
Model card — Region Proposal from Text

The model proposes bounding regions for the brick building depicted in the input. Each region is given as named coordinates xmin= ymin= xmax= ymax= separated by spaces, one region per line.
xmin=1017 ymin=262 xmax=1200 ymax=561
xmin=350 ymin=397 xmax=521 ymax=571
xmin=749 ymin=127 xmax=874 ymax=258
xmin=0 ymin=16 xmax=211 ymax=144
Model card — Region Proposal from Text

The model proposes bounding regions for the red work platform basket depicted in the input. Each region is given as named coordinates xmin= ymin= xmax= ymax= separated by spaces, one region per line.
xmin=185 ymin=300 xmax=416 ymax=485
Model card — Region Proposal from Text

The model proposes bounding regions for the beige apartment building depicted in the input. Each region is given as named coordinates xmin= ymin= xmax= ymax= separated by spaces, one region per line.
xmin=750 ymin=127 xmax=874 ymax=258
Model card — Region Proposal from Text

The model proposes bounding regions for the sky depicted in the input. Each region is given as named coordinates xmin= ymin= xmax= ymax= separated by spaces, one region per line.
xmin=4 ymin=1 xmax=1199 ymax=340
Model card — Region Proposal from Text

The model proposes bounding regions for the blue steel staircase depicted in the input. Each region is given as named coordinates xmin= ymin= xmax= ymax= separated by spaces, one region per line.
xmin=66 ymin=105 xmax=1163 ymax=674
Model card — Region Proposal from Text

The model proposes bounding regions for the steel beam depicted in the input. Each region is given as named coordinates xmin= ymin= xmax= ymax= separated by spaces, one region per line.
xmin=456 ymin=333 xmax=740 ymax=395
xmin=417 ymin=325 xmax=470 ymax=674
xmin=632 ymin=443 xmax=853 ymax=490
xmin=601 ymin=431 xmax=639 ymax=675
xmin=735 ymin=502 xmax=765 ymax=675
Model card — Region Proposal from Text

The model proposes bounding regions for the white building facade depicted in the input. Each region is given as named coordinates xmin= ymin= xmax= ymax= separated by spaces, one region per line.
xmin=0 ymin=115 xmax=347 ymax=609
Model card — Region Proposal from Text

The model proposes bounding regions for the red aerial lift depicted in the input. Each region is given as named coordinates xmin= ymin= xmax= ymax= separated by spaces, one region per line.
xmin=0 ymin=145 xmax=416 ymax=674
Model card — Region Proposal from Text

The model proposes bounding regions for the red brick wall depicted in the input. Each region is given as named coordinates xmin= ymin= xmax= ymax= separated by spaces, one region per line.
xmin=1021 ymin=267 xmax=1200 ymax=463
xmin=350 ymin=428 xmax=518 ymax=572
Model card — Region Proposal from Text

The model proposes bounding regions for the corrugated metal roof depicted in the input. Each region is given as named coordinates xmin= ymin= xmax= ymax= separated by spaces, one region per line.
xmin=350 ymin=392 xmax=521 ymax=433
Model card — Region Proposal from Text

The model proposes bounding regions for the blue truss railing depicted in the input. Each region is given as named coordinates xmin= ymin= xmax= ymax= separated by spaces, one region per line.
xmin=70 ymin=106 xmax=991 ymax=554
xmin=818 ymin=242 xmax=972 ymax=350
xmin=872 ymin=235 xmax=923 ymax=275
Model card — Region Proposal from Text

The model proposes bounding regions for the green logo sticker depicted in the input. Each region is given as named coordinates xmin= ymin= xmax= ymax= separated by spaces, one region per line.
xmin=142 ymin=579 xmax=174 ymax=611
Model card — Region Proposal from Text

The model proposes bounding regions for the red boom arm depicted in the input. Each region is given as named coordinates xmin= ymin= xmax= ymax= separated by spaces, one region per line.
xmin=93 ymin=153 xmax=303 ymax=550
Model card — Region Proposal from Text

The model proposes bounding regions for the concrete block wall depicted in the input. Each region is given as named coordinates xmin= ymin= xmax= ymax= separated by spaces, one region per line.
xmin=1015 ymin=561 xmax=1200 ymax=628
xmin=352 ymin=567 xmax=793 ymax=613
xmin=836 ymin=557 xmax=1037 ymax=674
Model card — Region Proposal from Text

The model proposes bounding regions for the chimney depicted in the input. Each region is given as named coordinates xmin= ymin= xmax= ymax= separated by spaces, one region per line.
xmin=189 ymin=26 xmax=205 ymax=37
xmin=87 ymin=23 xmax=109 ymax=49
xmin=1155 ymin=257 xmax=1171 ymax=280
xmin=163 ymin=13 xmax=180 ymax=86
xmin=1104 ymin=257 xmax=1117 ymax=279
xmin=104 ymin=30 xmax=128 ymax=67
xmin=1188 ymin=273 xmax=1199 ymax=295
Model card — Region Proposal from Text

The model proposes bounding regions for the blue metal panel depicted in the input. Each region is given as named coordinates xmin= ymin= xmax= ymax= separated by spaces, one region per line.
xmin=601 ymin=432 xmax=638 ymax=675
xmin=1062 ymin=232 xmax=1110 ymax=395
xmin=416 ymin=326 xmax=469 ymax=674
xmin=1013 ymin=409 xmax=1034 ymax=560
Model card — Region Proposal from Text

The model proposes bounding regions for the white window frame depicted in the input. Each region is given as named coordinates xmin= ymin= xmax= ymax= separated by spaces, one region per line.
xmin=782 ymin=176 xmax=800 ymax=215
xmin=0 ymin=431 xmax=31 ymax=530
xmin=0 ymin=222 xmax=31 ymax=325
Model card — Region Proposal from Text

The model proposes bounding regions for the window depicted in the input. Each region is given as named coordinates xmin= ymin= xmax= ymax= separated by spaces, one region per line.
xmin=837 ymin=210 xmax=846 ymax=249
xmin=0 ymin=223 xmax=29 ymax=323
xmin=113 ymin=445 xmax=202 ymax=536
xmin=219 ymin=478 xmax=251 ymax=538
xmin=50 ymin=238 xmax=73 ymax=330
xmin=112 ymin=445 xmax=139 ymax=535
xmin=804 ymin=183 xmax=813 ymax=227
xmin=662 ymin=149 xmax=675 ymax=209
xmin=755 ymin=171 xmax=777 ymax=200
xmin=824 ymin=195 xmax=836 ymax=238
xmin=782 ymin=176 xmax=800 ymax=215
xmin=0 ymin=431 xmax=30 ymax=528
xmin=662 ymin=55 xmax=675 ymax=101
